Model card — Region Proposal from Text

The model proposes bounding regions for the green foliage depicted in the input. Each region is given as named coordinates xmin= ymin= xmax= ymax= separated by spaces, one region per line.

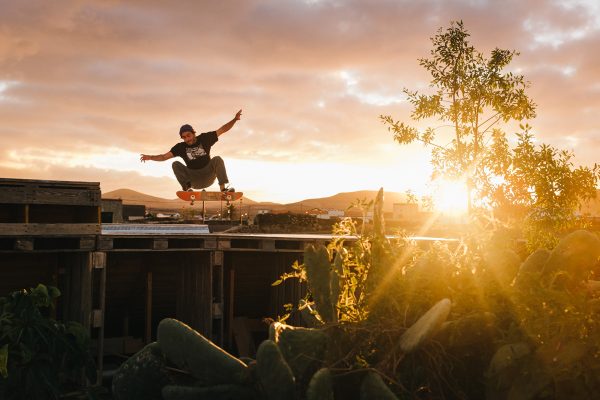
xmin=381 ymin=20 xmax=536 ymax=191
xmin=0 ymin=284 xmax=96 ymax=400
xmin=304 ymin=245 xmax=338 ymax=323
xmin=112 ymin=342 xmax=173 ymax=400
xmin=382 ymin=20 xmax=599 ymax=251
xmin=156 ymin=318 xmax=249 ymax=385
xmin=359 ymin=372 xmax=399 ymax=400
xmin=256 ymin=340 xmax=295 ymax=400
xmin=275 ymin=187 xmax=600 ymax=399
xmin=306 ymin=368 xmax=334 ymax=400
xmin=480 ymin=125 xmax=600 ymax=250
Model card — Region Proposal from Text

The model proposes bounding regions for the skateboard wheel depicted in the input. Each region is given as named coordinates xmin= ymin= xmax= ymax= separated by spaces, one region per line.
xmin=226 ymin=194 xmax=232 ymax=201
xmin=190 ymin=195 xmax=196 ymax=200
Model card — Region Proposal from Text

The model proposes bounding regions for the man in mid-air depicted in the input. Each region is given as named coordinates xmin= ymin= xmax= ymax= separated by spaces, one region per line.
xmin=140 ymin=109 xmax=242 ymax=193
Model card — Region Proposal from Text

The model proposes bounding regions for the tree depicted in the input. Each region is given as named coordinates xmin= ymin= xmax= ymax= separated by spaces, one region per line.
xmin=382 ymin=21 xmax=599 ymax=249
xmin=481 ymin=125 xmax=599 ymax=249
xmin=381 ymin=20 xmax=536 ymax=211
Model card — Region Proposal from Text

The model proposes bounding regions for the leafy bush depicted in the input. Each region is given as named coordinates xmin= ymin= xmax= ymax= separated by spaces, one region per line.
xmin=0 ymin=284 xmax=96 ymax=400
xmin=277 ymin=189 xmax=600 ymax=399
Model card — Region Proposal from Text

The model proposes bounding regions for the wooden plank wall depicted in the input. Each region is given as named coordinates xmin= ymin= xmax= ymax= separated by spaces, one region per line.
xmin=0 ymin=253 xmax=59 ymax=297
xmin=0 ymin=178 xmax=101 ymax=235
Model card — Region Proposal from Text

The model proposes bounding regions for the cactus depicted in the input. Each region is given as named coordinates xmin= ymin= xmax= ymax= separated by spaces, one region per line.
xmin=542 ymin=230 xmax=600 ymax=284
xmin=330 ymin=251 xmax=343 ymax=309
xmin=268 ymin=321 xmax=289 ymax=342
xmin=483 ymin=248 xmax=521 ymax=286
xmin=487 ymin=342 xmax=531 ymax=377
xmin=304 ymin=244 xmax=337 ymax=323
xmin=373 ymin=188 xmax=385 ymax=239
xmin=276 ymin=325 xmax=328 ymax=387
xmin=161 ymin=384 xmax=258 ymax=400
xmin=157 ymin=318 xmax=249 ymax=385
xmin=399 ymin=298 xmax=452 ymax=354
xmin=112 ymin=342 xmax=173 ymax=400
xmin=256 ymin=340 xmax=295 ymax=400
xmin=513 ymin=248 xmax=551 ymax=289
xmin=359 ymin=372 xmax=399 ymax=400
xmin=306 ymin=368 xmax=334 ymax=400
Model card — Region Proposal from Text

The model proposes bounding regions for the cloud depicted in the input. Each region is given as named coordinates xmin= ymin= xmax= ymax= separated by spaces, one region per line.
xmin=0 ymin=0 xmax=598 ymax=201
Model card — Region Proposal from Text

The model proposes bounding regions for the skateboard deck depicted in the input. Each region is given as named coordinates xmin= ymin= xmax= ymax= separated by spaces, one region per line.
xmin=177 ymin=190 xmax=243 ymax=205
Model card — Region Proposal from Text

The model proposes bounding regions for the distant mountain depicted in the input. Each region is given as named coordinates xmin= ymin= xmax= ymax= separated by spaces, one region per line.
xmin=285 ymin=190 xmax=407 ymax=212
xmin=102 ymin=189 xmax=182 ymax=210
xmin=102 ymin=188 xmax=259 ymax=211
xmin=102 ymin=188 xmax=407 ymax=213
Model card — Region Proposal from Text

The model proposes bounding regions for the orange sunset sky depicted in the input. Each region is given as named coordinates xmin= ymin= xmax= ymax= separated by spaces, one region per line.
xmin=1 ymin=0 xmax=599 ymax=203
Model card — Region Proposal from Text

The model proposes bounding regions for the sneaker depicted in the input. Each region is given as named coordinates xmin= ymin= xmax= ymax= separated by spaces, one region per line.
xmin=221 ymin=186 xmax=235 ymax=193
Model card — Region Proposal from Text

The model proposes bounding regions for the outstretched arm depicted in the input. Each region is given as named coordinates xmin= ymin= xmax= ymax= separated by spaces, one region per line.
xmin=216 ymin=109 xmax=242 ymax=136
xmin=140 ymin=151 xmax=174 ymax=163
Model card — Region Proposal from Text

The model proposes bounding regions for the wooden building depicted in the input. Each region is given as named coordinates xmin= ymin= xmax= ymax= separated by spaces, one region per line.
xmin=0 ymin=178 xmax=323 ymax=383
xmin=101 ymin=198 xmax=123 ymax=223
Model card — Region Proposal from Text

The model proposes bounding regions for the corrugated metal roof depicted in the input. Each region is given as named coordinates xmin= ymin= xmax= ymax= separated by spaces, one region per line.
xmin=101 ymin=224 xmax=210 ymax=235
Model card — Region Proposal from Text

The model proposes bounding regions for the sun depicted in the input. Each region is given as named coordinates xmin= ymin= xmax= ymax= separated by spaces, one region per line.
xmin=431 ymin=178 xmax=469 ymax=215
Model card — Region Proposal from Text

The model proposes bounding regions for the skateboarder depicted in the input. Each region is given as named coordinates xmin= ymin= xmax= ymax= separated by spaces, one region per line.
xmin=140 ymin=110 xmax=242 ymax=193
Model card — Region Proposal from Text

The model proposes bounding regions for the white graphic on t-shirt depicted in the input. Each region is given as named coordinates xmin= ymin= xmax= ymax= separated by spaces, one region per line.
xmin=186 ymin=145 xmax=206 ymax=160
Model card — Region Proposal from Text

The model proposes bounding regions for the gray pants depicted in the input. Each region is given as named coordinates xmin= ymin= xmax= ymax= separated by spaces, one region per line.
xmin=172 ymin=156 xmax=229 ymax=190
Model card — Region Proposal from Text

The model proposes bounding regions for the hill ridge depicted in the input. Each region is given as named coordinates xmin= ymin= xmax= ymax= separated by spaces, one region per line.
xmin=102 ymin=188 xmax=407 ymax=212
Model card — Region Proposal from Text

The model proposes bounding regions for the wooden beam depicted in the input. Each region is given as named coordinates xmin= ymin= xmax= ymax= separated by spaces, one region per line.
xmin=152 ymin=238 xmax=168 ymax=250
xmin=211 ymin=251 xmax=224 ymax=346
xmin=204 ymin=238 xmax=217 ymax=249
xmin=0 ymin=223 xmax=100 ymax=236
xmin=79 ymin=237 xmax=96 ymax=250
xmin=145 ymin=270 xmax=153 ymax=344
xmin=94 ymin=251 xmax=106 ymax=385
xmin=260 ymin=239 xmax=276 ymax=251
xmin=14 ymin=238 xmax=33 ymax=251
xmin=227 ymin=268 xmax=235 ymax=350
xmin=191 ymin=256 xmax=213 ymax=339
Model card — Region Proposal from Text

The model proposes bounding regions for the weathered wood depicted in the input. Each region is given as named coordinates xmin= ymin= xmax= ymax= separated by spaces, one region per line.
xmin=92 ymin=309 xmax=103 ymax=328
xmin=0 ymin=223 xmax=100 ymax=236
xmin=14 ymin=238 xmax=33 ymax=251
xmin=153 ymin=238 xmax=168 ymax=250
xmin=80 ymin=254 xmax=93 ymax=331
xmin=145 ymin=270 xmax=153 ymax=344
xmin=0 ymin=178 xmax=100 ymax=206
xmin=211 ymin=252 xmax=224 ymax=346
xmin=0 ymin=177 xmax=100 ymax=189
xmin=97 ymin=237 xmax=114 ymax=250
xmin=196 ymin=261 xmax=213 ymax=339
xmin=204 ymin=238 xmax=217 ymax=249
xmin=228 ymin=269 xmax=235 ymax=349
xmin=61 ymin=253 xmax=93 ymax=330
xmin=28 ymin=188 xmax=99 ymax=206
xmin=260 ymin=239 xmax=276 ymax=251
xmin=92 ymin=251 xmax=106 ymax=269
xmin=0 ymin=204 xmax=26 ymax=223
xmin=218 ymin=239 xmax=231 ymax=249
xmin=176 ymin=255 xmax=213 ymax=339
xmin=94 ymin=251 xmax=106 ymax=385
xmin=80 ymin=237 xmax=96 ymax=250
xmin=213 ymin=250 xmax=224 ymax=266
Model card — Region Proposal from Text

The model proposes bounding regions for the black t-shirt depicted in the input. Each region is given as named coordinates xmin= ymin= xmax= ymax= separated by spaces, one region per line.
xmin=170 ymin=131 xmax=218 ymax=169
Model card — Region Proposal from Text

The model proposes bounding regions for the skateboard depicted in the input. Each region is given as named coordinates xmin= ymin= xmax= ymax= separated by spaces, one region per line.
xmin=176 ymin=190 xmax=243 ymax=205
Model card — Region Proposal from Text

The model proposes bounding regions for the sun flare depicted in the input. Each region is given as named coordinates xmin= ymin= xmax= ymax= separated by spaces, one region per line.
xmin=431 ymin=179 xmax=469 ymax=215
